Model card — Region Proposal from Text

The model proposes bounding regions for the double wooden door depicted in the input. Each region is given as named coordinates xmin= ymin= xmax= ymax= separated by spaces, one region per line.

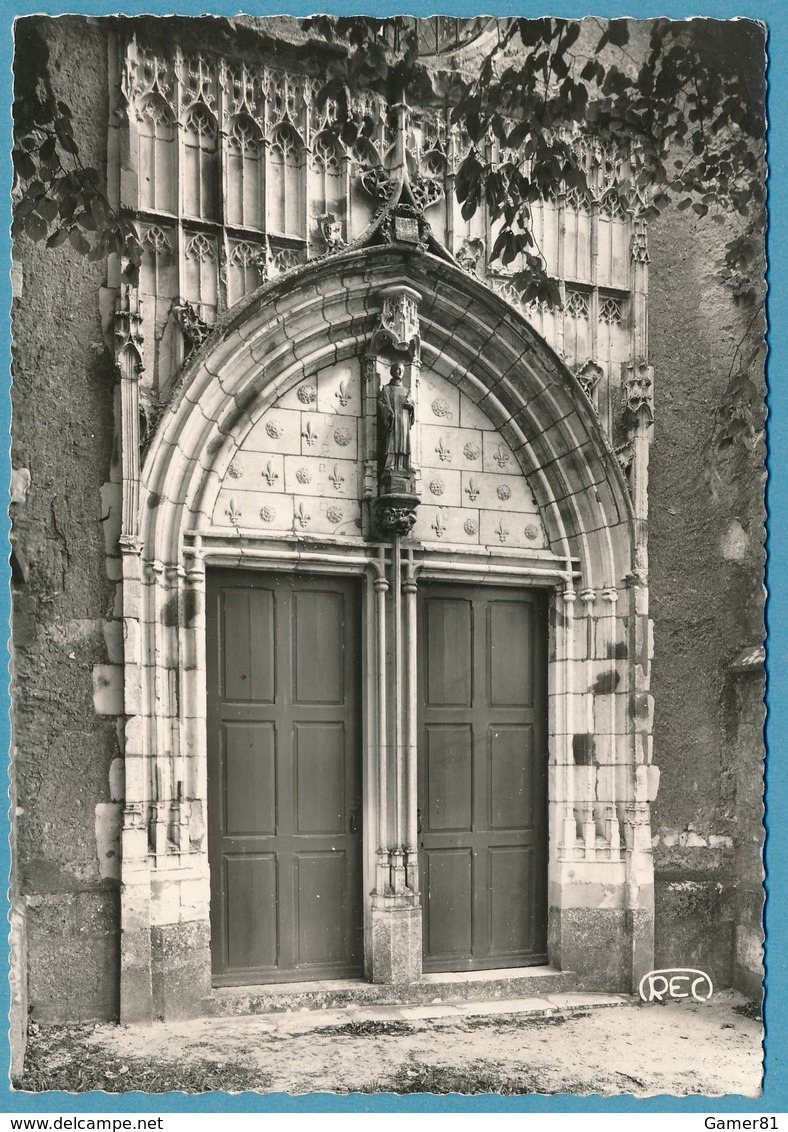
xmin=207 ymin=570 xmax=547 ymax=984
xmin=418 ymin=583 xmax=548 ymax=971
xmin=207 ymin=570 xmax=363 ymax=985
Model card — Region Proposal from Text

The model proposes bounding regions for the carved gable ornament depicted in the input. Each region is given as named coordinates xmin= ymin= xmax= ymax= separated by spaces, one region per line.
xmin=371 ymin=285 xmax=422 ymax=355
xmin=576 ymin=359 xmax=603 ymax=402
xmin=623 ymin=360 xmax=655 ymax=425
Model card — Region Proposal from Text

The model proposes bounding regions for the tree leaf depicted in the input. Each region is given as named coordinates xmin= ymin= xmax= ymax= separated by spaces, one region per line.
xmin=46 ymin=226 xmax=70 ymax=248
xmin=25 ymin=213 xmax=48 ymax=241
xmin=68 ymin=227 xmax=90 ymax=254
xmin=13 ymin=150 xmax=36 ymax=180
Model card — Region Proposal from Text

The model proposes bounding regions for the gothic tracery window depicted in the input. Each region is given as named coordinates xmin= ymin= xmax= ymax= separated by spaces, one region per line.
xmin=182 ymin=102 xmax=219 ymax=220
xmin=310 ymin=133 xmax=344 ymax=228
xmin=227 ymin=115 xmax=264 ymax=230
xmin=120 ymin=39 xmax=638 ymax=428
xmin=228 ymin=240 xmax=265 ymax=305
xmin=184 ymin=232 xmax=218 ymax=322
xmin=598 ymin=191 xmax=629 ymax=289
xmin=564 ymin=289 xmax=591 ymax=367
xmin=138 ymin=95 xmax=176 ymax=213
xmin=268 ymin=125 xmax=305 ymax=238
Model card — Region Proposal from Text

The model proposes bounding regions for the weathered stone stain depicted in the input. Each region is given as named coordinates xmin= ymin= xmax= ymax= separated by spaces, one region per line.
xmin=591 ymin=670 xmax=621 ymax=695
xmin=573 ymin=733 xmax=596 ymax=766
xmin=161 ymin=594 xmax=179 ymax=628
xmin=183 ymin=589 xmax=199 ymax=628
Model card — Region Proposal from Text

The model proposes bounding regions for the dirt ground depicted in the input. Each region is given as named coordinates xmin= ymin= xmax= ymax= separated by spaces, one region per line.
xmin=18 ymin=990 xmax=762 ymax=1098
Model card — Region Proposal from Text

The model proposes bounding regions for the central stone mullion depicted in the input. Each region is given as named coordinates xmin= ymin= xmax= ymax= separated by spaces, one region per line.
xmin=367 ymin=286 xmax=424 ymax=985
xmin=369 ymin=539 xmax=422 ymax=984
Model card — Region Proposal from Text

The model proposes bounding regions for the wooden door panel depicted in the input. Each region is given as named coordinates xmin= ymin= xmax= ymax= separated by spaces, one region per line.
xmin=225 ymin=855 xmax=278 ymax=970
xmin=222 ymin=589 xmax=275 ymax=703
xmin=223 ymin=722 xmax=277 ymax=836
xmin=295 ymin=853 xmax=348 ymax=964
xmin=488 ymin=599 xmax=532 ymax=706
xmin=425 ymin=725 xmax=473 ymax=832
xmin=293 ymin=589 xmax=345 ymax=704
xmin=208 ymin=570 xmax=362 ymax=985
xmin=419 ymin=583 xmax=547 ymax=972
xmin=294 ymin=722 xmax=346 ymax=835
xmin=424 ymin=849 xmax=473 ymax=958
xmin=488 ymin=846 xmax=534 ymax=955
xmin=490 ymin=726 xmax=534 ymax=831
xmin=425 ymin=597 xmax=474 ymax=706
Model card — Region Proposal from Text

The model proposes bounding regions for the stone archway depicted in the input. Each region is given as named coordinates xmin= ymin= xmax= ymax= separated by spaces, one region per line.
xmin=118 ymin=246 xmax=657 ymax=1021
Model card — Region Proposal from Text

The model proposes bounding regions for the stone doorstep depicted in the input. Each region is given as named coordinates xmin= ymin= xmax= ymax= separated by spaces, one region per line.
xmin=203 ymin=992 xmax=633 ymax=1037
xmin=204 ymin=966 xmax=582 ymax=1017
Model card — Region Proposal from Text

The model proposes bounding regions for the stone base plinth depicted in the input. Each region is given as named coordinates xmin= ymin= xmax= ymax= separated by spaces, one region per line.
xmin=548 ymin=905 xmax=632 ymax=993
xmin=150 ymin=921 xmax=212 ymax=1020
xmin=371 ymin=903 xmax=422 ymax=985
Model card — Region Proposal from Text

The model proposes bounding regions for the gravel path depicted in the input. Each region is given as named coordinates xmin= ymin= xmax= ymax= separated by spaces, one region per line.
xmin=18 ymin=989 xmax=762 ymax=1097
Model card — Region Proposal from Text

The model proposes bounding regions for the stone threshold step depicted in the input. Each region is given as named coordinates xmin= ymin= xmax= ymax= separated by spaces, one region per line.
xmin=201 ymin=992 xmax=632 ymax=1035
xmin=204 ymin=966 xmax=578 ymax=1016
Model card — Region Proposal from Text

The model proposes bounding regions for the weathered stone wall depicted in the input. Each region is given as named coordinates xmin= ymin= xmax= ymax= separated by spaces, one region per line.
xmin=730 ymin=667 xmax=766 ymax=1002
xmin=11 ymin=16 xmax=121 ymax=1023
xmin=648 ymin=205 xmax=764 ymax=996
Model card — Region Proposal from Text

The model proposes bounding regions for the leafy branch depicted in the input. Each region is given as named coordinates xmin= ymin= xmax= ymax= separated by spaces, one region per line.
xmin=302 ymin=16 xmax=766 ymax=305
xmin=12 ymin=19 xmax=142 ymax=280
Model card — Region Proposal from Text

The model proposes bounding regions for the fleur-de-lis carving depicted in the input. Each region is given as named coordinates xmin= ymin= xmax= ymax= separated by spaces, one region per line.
xmin=495 ymin=518 xmax=510 ymax=544
xmin=494 ymin=444 xmax=511 ymax=469
xmin=294 ymin=502 xmax=310 ymax=529
xmin=431 ymin=511 xmax=447 ymax=539
xmin=335 ymin=380 xmax=350 ymax=407
xmin=436 ymin=437 xmax=451 ymax=463
xmin=302 ymin=421 xmax=318 ymax=448
xmin=465 ymin=478 xmax=480 ymax=503
xmin=225 ymin=498 xmax=242 ymax=525
xmin=262 ymin=460 xmax=279 ymax=486
xmin=329 ymin=464 xmax=345 ymax=492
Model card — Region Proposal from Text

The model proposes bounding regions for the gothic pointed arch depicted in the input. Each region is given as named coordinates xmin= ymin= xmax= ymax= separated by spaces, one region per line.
xmin=120 ymin=243 xmax=654 ymax=1021
xmin=140 ymin=247 xmax=634 ymax=590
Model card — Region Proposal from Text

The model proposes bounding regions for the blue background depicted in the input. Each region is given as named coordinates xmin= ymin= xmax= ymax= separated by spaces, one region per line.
xmin=0 ymin=0 xmax=783 ymax=1114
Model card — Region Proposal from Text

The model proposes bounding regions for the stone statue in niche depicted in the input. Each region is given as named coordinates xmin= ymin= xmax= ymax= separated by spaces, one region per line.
xmin=377 ymin=362 xmax=415 ymax=478
xmin=373 ymin=360 xmax=420 ymax=538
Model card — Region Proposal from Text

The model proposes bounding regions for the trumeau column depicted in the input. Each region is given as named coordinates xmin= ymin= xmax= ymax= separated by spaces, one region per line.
xmin=366 ymin=285 xmax=424 ymax=985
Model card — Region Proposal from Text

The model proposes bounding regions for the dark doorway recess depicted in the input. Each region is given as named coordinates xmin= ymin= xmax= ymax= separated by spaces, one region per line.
xmin=207 ymin=570 xmax=363 ymax=985
xmin=418 ymin=583 xmax=548 ymax=972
